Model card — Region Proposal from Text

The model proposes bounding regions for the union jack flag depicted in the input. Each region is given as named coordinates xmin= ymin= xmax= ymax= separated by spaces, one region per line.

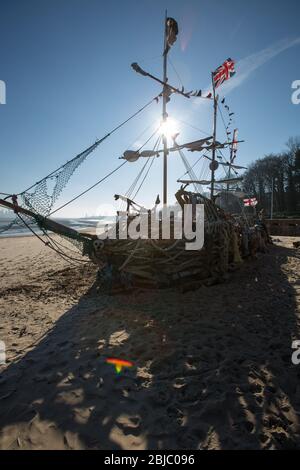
xmin=212 ymin=58 xmax=235 ymax=88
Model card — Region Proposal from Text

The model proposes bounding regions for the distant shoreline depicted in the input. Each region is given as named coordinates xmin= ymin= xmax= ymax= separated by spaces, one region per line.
xmin=0 ymin=216 xmax=112 ymax=239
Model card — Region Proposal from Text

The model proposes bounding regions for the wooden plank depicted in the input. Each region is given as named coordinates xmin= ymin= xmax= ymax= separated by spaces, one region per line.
xmin=0 ymin=198 xmax=96 ymax=240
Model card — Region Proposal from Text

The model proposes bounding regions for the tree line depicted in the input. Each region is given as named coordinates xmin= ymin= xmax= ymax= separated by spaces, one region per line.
xmin=242 ymin=137 xmax=300 ymax=217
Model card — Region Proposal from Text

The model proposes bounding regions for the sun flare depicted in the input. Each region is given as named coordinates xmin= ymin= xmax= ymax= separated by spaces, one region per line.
xmin=159 ymin=117 xmax=179 ymax=140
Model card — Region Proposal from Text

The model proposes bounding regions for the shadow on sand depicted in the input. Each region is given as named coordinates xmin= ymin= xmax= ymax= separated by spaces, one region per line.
xmin=0 ymin=244 xmax=300 ymax=449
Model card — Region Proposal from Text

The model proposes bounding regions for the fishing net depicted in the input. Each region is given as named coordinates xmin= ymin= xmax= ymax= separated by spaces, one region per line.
xmin=38 ymin=218 xmax=92 ymax=259
xmin=0 ymin=141 xmax=101 ymax=244
xmin=0 ymin=94 xmax=160 ymax=239
xmin=0 ymin=141 xmax=100 ymax=259
xmin=14 ymin=210 xmax=93 ymax=261
xmin=20 ymin=141 xmax=100 ymax=217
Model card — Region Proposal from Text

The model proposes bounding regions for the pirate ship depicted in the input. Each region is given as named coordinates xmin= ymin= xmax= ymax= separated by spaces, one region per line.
xmin=0 ymin=14 xmax=263 ymax=290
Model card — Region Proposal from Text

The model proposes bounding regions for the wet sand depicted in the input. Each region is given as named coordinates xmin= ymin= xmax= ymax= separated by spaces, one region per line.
xmin=0 ymin=235 xmax=300 ymax=449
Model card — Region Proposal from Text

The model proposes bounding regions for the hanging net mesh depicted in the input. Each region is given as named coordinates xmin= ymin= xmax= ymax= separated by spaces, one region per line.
xmin=0 ymin=95 xmax=160 ymax=237
xmin=0 ymin=141 xmax=102 ymax=261
xmin=20 ymin=141 xmax=100 ymax=217
xmin=0 ymin=141 xmax=101 ymax=240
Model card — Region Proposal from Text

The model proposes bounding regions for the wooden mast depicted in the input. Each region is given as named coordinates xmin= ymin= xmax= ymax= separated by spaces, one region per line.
xmin=162 ymin=10 xmax=169 ymax=205
xmin=0 ymin=198 xmax=96 ymax=240
xmin=227 ymin=128 xmax=237 ymax=193
xmin=210 ymin=73 xmax=218 ymax=200
xmin=227 ymin=139 xmax=233 ymax=193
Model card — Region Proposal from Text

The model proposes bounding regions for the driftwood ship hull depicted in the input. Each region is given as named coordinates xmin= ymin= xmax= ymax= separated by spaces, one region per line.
xmin=0 ymin=14 xmax=266 ymax=293
xmin=88 ymin=191 xmax=244 ymax=290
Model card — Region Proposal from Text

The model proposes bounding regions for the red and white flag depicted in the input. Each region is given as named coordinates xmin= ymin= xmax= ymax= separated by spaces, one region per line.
xmin=243 ymin=197 xmax=258 ymax=207
xmin=212 ymin=58 xmax=235 ymax=88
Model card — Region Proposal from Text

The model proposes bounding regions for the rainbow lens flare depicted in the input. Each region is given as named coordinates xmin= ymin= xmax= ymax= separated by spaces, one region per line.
xmin=106 ymin=357 xmax=133 ymax=374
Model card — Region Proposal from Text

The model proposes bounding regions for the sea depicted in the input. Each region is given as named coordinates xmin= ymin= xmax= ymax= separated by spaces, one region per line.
xmin=0 ymin=216 xmax=115 ymax=238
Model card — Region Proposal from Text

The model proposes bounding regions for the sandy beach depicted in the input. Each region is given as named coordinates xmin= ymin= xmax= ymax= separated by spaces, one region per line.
xmin=0 ymin=235 xmax=300 ymax=449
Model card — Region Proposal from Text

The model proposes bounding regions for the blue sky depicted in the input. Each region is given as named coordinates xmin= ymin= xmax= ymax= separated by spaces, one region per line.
xmin=0 ymin=0 xmax=299 ymax=216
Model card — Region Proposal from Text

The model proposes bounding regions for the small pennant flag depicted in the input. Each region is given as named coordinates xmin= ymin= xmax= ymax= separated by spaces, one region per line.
xmin=232 ymin=128 xmax=238 ymax=150
xmin=243 ymin=197 xmax=258 ymax=207
xmin=213 ymin=58 xmax=235 ymax=88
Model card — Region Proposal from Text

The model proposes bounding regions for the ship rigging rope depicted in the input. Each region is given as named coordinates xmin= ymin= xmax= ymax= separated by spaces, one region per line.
xmin=118 ymin=157 xmax=152 ymax=212
xmin=179 ymin=152 xmax=205 ymax=178
xmin=15 ymin=212 xmax=87 ymax=265
xmin=132 ymin=135 xmax=161 ymax=200
xmin=176 ymin=119 xmax=211 ymax=137
xmin=49 ymin=161 xmax=127 ymax=216
xmin=42 ymin=230 xmax=90 ymax=264
xmin=126 ymin=121 xmax=158 ymax=155
xmin=217 ymin=149 xmax=234 ymax=178
xmin=176 ymin=147 xmax=203 ymax=194
xmin=0 ymin=95 xmax=161 ymax=234
xmin=217 ymin=103 xmax=232 ymax=145
xmin=124 ymin=160 xmax=150 ymax=201
xmin=120 ymin=128 xmax=161 ymax=207
xmin=118 ymin=138 xmax=160 ymax=212
xmin=46 ymin=234 xmax=86 ymax=256
xmin=18 ymin=93 xmax=161 ymax=197
xmin=168 ymin=58 xmax=184 ymax=88
xmin=50 ymin=125 xmax=161 ymax=216
xmin=132 ymin=157 xmax=155 ymax=199
xmin=132 ymin=154 xmax=156 ymax=201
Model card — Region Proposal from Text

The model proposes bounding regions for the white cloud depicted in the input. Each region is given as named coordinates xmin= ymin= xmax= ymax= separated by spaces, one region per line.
xmin=220 ymin=36 xmax=300 ymax=94
xmin=174 ymin=36 xmax=300 ymax=136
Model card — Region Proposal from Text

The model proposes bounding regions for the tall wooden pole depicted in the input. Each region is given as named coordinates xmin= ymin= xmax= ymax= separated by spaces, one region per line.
xmin=227 ymin=141 xmax=233 ymax=194
xmin=162 ymin=11 xmax=168 ymax=205
xmin=227 ymin=128 xmax=237 ymax=193
xmin=210 ymin=73 xmax=218 ymax=200
xmin=270 ymin=177 xmax=274 ymax=219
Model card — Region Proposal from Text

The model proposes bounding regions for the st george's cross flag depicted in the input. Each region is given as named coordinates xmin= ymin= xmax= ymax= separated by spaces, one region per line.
xmin=243 ymin=197 xmax=258 ymax=207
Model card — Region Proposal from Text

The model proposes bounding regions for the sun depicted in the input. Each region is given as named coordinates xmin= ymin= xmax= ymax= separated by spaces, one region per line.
xmin=160 ymin=117 xmax=179 ymax=140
